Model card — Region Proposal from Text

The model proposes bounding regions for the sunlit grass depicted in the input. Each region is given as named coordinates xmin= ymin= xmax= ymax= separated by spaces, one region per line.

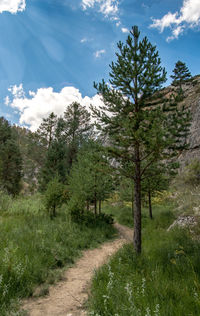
xmin=88 ymin=203 xmax=200 ymax=316
xmin=0 ymin=194 xmax=116 ymax=315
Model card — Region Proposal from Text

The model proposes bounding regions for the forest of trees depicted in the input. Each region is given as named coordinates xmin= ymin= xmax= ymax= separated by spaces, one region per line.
xmin=0 ymin=26 xmax=193 ymax=254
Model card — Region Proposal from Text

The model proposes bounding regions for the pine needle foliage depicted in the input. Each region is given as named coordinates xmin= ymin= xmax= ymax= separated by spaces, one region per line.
xmin=171 ymin=60 xmax=192 ymax=91
xmin=91 ymin=26 xmax=190 ymax=253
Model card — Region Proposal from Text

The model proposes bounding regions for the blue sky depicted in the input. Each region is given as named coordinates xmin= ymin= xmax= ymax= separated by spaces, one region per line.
xmin=0 ymin=0 xmax=200 ymax=130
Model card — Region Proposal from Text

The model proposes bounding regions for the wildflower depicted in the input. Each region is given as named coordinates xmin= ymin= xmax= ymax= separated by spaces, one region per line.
xmin=145 ymin=307 xmax=151 ymax=316
xmin=141 ymin=278 xmax=146 ymax=296
xmin=154 ymin=304 xmax=160 ymax=316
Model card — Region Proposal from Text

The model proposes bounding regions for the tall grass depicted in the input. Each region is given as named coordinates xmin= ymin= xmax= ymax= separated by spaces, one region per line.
xmin=0 ymin=194 xmax=116 ymax=315
xmin=88 ymin=203 xmax=200 ymax=315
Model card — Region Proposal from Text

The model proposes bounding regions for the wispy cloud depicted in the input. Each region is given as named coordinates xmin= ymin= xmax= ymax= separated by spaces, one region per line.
xmin=81 ymin=0 xmax=129 ymax=35
xmin=81 ymin=0 xmax=119 ymax=17
xmin=94 ymin=49 xmax=106 ymax=58
xmin=0 ymin=0 xmax=26 ymax=14
xmin=150 ymin=0 xmax=200 ymax=41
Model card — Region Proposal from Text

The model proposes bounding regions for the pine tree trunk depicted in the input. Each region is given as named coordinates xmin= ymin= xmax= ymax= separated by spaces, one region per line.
xmin=148 ymin=189 xmax=153 ymax=219
xmin=94 ymin=174 xmax=97 ymax=216
xmin=131 ymin=182 xmax=134 ymax=218
xmin=94 ymin=197 xmax=97 ymax=216
xmin=53 ymin=204 xmax=56 ymax=218
xmin=99 ymin=200 xmax=101 ymax=214
xmin=133 ymin=150 xmax=142 ymax=254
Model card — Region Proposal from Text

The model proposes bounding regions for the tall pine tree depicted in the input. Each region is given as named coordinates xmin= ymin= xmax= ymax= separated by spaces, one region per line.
xmin=92 ymin=26 xmax=190 ymax=253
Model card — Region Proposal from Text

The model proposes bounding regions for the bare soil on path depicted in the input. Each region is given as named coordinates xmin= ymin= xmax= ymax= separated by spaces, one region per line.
xmin=22 ymin=223 xmax=133 ymax=316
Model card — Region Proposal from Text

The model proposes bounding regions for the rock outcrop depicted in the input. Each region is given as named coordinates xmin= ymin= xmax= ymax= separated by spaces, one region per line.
xmin=175 ymin=75 xmax=200 ymax=164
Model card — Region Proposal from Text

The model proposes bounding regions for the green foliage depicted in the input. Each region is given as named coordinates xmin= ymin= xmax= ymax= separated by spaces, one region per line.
xmin=92 ymin=25 xmax=189 ymax=253
xmin=171 ymin=60 xmax=192 ymax=90
xmin=12 ymin=126 xmax=47 ymax=192
xmin=39 ymin=139 xmax=68 ymax=191
xmin=37 ymin=112 xmax=57 ymax=148
xmin=71 ymin=209 xmax=114 ymax=226
xmin=104 ymin=203 xmax=133 ymax=228
xmin=69 ymin=140 xmax=114 ymax=215
xmin=44 ymin=177 xmax=64 ymax=218
xmin=118 ymin=177 xmax=133 ymax=203
xmin=0 ymin=195 xmax=116 ymax=315
xmin=182 ymin=159 xmax=200 ymax=186
xmin=89 ymin=203 xmax=200 ymax=316
xmin=38 ymin=103 xmax=93 ymax=190
xmin=0 ymin=190 xmax=12 ymax=212
xmin=64 ymin=101 xmax=93 ymax=169
xmin=0 ymin=117 xmax=22 ymax=195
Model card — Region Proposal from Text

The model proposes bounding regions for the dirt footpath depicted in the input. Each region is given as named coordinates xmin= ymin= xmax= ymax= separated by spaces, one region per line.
xmin=22 ymin=223 xmax=133 ymax=316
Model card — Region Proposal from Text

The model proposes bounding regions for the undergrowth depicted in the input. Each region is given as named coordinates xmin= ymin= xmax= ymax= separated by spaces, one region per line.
xmin=0 ymin=194 xmax=116 ymax=315
xmin=88 ymin=203 xmax=200 ymax=315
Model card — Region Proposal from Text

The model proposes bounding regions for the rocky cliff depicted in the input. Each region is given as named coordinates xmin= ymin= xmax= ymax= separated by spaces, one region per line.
xmin=178 ymin=75 xmax=200 ymax=164
xmin=162 ymin=75 xmax=200 ymax=165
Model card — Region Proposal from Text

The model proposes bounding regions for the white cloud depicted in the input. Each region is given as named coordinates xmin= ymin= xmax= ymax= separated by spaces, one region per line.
xmin=0 ymin=0 xmax=26 ymax=14
xmin=150 ymin=0 xmax=200 ymax=40
xmin=81 ymin=0 xmax=119 ymax=17
xmin=5 ymin=84 xmax=105 ymax=131
xmin=80 ymin=37 xmax=88 ymax=43
xmin=4 ymin=96 xmax=10 ymax=106
xmin=94 ymin=49 xmax=106 ymax=58
xmin=121 ymin=27 xmax=129 ymax=33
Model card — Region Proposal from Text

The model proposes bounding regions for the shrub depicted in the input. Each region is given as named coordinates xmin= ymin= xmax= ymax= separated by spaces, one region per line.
xmin=182 ymin=159 xmax=200 ymax=186
xmin=71 ymin=208 xmax=114 ymax=227
xmin=0 ymin=190 xmax=12 ymax=212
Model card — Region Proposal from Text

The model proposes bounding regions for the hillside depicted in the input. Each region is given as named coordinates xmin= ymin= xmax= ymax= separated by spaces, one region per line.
xmin=163 ymin=75 xmax=200 ymax=164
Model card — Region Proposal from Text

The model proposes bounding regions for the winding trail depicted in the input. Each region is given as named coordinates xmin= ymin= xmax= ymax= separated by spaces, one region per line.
xmin=22 ymin=223 xmax=133 ymax=316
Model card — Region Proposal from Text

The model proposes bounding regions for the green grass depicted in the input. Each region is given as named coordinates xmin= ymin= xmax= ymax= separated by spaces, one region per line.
xmin=88 ymin=202 xmax=200 ymax=316
xmin=103 ymin=202 xmax=134 ymax=227
xmin=0 ymin=194 xmax=117 ymax=316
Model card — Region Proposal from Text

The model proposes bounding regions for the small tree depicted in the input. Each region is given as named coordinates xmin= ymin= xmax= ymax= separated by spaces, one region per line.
xmin=171 ymin=60 xmax=191 ymax=93
xmin=44 ymin=176 xmax=64 ymax=219
xmin=69 ymin=140 xmax=114 ymax=216
xmin=142 ymin=163 xmax=169 ymax=219
xmin=39 ymin=118 xmax=68 ymax=191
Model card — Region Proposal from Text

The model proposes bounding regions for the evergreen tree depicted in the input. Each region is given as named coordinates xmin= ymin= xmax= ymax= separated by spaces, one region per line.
xmin=37 ymin=112 xmax=57 ymax=149
xmin=171 ymin=60 xmax=191 ymax=92
xmin=69 ymin=140 xmax=114 ymax=215
xmin=0 ymin=117 xmax=22 ymax=195
xmin=39 ymin=118 xmax=68 ymax=191
xmin=141 ymin=162 xmax=169 ymax=219
xmin=44 ymin=176 xmax=64 ymax=219
xmin=92 ymin=26 xmax=190 ymax=253
xmin=64 ymin=102 xmax=93 ymax=168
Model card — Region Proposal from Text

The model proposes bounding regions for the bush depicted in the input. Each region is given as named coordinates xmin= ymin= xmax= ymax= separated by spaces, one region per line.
xmin=71 ymin=208 xmax=114 ymax=226
xmin=0 ymin=190 xmax=12 ymax=212
xmin=182 ymin=159 xmax=200 ymax=186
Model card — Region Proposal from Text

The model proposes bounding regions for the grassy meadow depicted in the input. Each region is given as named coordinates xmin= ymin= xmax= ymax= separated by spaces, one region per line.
xmin=88 ymin=200 xmax=200 ymax=316
xmin=0 ymin=193 xmax=116 ymax=316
